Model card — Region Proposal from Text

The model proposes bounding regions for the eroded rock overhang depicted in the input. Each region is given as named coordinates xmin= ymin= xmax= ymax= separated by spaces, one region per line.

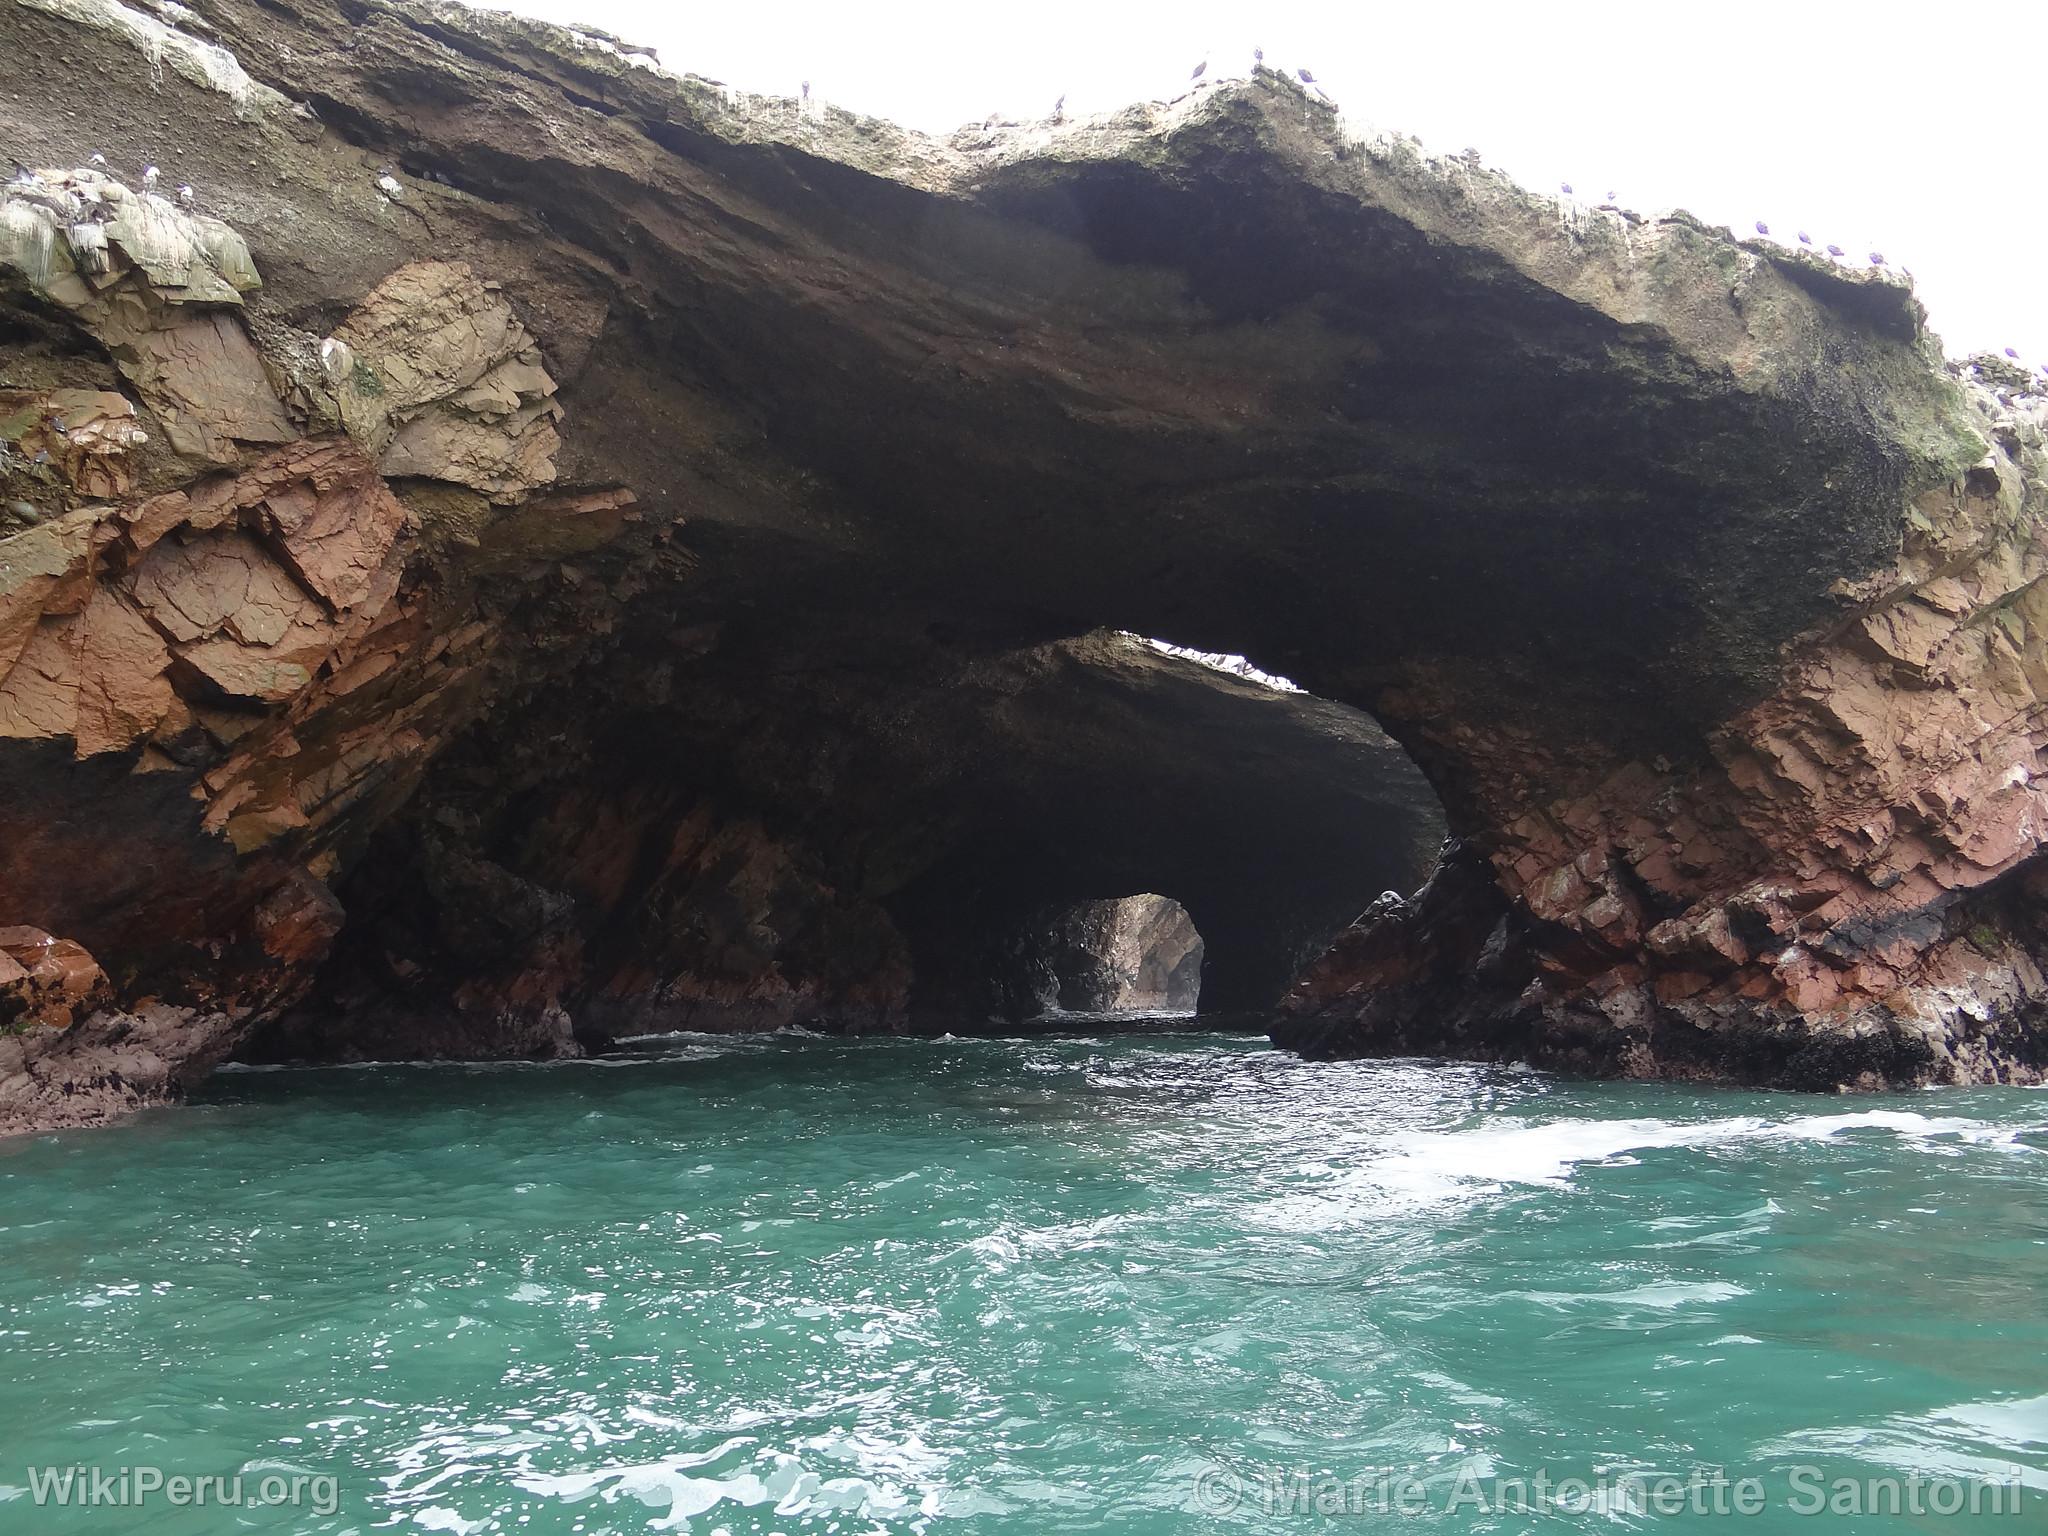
xmin=1 ymin=0 xmax=2044 ymax=1127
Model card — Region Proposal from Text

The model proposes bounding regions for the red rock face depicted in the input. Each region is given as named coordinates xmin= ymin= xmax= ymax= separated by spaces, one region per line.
xmin=1429 ymin=393 xmax=2040 ymax=1082
xmin=0 ymin=926 xmax=112 ymax=1031
xmin=0 ymin=428 xmax=508 ymax=1122
xmin=1287 ymin=399 xmax=2048 ymax=1086
xmin=0 ymin=928 xmax=247 ymax=1136
xmin=0 ymin=201 xmax=581 ymax=1122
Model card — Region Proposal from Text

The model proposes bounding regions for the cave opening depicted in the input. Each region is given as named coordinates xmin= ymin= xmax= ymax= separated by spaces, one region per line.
xmin=999 ymin=894 xmax=1207 ymax=1021
xmin=855 ymin=628 xmax=1451 ymax=1032
xmin=213 ymin=619 xmax=1454 ymax=1064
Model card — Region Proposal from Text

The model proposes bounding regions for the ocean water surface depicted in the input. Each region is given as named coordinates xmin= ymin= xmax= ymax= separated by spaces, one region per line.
xmin=0 ymin=1031 xmax=2042 ymax=1532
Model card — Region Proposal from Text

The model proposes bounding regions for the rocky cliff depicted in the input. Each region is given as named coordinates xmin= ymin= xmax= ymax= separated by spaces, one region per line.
xmin=1 ymin=0 xmax=2042 ymax=1130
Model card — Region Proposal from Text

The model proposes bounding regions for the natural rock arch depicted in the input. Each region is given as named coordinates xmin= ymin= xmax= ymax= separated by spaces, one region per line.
xmin=239 ymin=628 xmax=1446 ymax=1060
xmin=2 ymin=0 xmax=2045 ymax=1128
xmin=984 ymin=893 xmax=1206 ymax=1021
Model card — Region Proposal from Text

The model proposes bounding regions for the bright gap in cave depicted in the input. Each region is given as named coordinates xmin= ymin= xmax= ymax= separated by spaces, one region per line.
xmin=1021 ymin=894 xmax=1205 ymax=1019
xmin=1119 ymin=633 xmax=1303 ymax=693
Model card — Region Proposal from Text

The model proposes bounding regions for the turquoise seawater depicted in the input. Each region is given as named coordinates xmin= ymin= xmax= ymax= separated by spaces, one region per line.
xmin=0 ymin=1031 xmax=2043 ymax=1534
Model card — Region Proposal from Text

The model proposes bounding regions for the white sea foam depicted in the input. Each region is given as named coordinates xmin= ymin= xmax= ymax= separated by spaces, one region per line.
xmin=1937 ymin=1393 xmax=2048 ymax=1445
xmin=1517 ymin=1279 xmax=1750 ymax=1312
xmin=1761 ymin=1393 xmax=2048 ymax=1490
xmin=213 ymin=1038 xmax=764 ymax=1073
xmin=1252 ymin=1107 xmax=2044 ymax=1227
xmin=1371 ymin=1108 xmax=2041 ymax=1195
xmin=509 ymin=1446 xmax=914 ymax=1527
xmin=411 ymin=1508 xmax=479 ymax=1534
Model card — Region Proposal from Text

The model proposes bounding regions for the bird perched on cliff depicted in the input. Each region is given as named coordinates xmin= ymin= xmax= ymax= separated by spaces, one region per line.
xmin=1254 ymin=46 xmax=1264 ymax=69
xmin=1191 ymin=59 xmax=1208 ymax=82
xmin=2005 ymin=347 xmax=2021 ymax=359
xmin=87 ymin=152 xmax=104 ymax=167
xmin=1052 ymin=93 xmax=1065 ymax=120
xmin=318 ymin=336 xmax=356 ymax=385
xmin=177 ymin=184 xmax=193 ymax=205
xmin=1826 ymin=243 xmax=1845 ymax=258
xmin=1297 ymin=67 xmax=1316 ymax=85
xmin=1868 ymin=251 xmax=1886 ymax=267
xmin=377 ymin=172 xmax=403 ymax=200
xmin=1754 ymin=220 xmax=1769 ymax=236
xmin=1560 ymin=181 xmax=1574 ymax=196
xmin=1797 ymin=230 xmax=1812 ymax=245
xmin=800 ymin=79 xmax=810 ymax=105
xmin=141 ymin=165 xmax=159 ymax=190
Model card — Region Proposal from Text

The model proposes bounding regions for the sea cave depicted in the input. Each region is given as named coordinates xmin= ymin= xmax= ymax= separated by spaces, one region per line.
xmin=0 ymin=1 xmax=2043 ymax=1529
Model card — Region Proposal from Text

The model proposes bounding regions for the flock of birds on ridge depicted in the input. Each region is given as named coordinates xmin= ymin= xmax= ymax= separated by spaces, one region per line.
xmin=798 ymin=44 xmax=2043 ymax=382
xmin=7 ymin=44 xmax=2044 ymax=387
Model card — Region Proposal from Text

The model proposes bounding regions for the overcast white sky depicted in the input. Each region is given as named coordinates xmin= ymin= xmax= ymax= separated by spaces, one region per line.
xmin=487 ymin=0 xmax=2045 ymax=365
